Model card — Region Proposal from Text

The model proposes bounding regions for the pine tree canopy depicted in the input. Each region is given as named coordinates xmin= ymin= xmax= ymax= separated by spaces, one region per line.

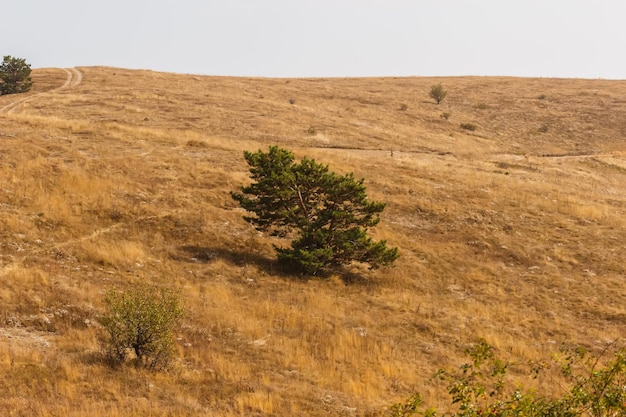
xmin=0 ymin=56 xmax=33 ymax=95
xmin=232 ymin=146 xmax=399 ymax=275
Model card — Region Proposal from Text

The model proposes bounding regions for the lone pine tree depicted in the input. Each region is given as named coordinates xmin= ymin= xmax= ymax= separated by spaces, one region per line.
xmin=232 ymin=146 xmax=399 ymax=275
xmin=0 ymin=56 xmax=33 ymax=95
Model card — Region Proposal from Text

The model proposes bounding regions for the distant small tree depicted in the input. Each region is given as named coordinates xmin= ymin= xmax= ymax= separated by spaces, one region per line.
xmin=232 ymin=146 xmax=399 ymax=275
xmin=100 ymin=285 xmax=183 ymax=370
xmin=0 ymin=56 xmax=33 ymax=95
xmin=429 ymin=83 xmax=447 ymax=104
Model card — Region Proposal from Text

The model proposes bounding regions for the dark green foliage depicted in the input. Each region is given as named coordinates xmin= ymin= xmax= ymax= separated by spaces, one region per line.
xmin=429 ymin=83 xmax=447 ymax=104
xmin=99 ymin=285 xmax=184 ymax=370
xmin=387 ymin=339 xmax=626 ymax=417
xmin=232 ymin=146 xmax=399 ymax=275
xmin=0 ymin=56 xmax=33 ymax=95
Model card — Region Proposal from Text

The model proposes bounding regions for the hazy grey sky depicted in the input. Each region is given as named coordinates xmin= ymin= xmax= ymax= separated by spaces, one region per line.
xmin=3 ymin=1 xmax=625 ymax=78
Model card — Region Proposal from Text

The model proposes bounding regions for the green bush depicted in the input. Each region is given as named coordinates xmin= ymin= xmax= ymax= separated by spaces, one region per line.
xmin=429 ymin=83 xmax=447 ymax=104
xmin=99 ymin=285 xmax=183 ymax=370
xmin=387 ymin=339 xmax=626 ymax=417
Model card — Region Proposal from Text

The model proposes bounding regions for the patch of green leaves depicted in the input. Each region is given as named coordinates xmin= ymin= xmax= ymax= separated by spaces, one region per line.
xmin=387 ymin=339 xmax=626 ymax=417
xmin=99 ymin=285 xmax=183 ymax=370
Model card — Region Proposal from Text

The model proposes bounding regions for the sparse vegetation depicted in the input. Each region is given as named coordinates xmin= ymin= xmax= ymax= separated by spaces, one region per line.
xmin=388 ymin=340 xmax=626 ymax=417
xmin=231 ymin=146 xmax=399 ymax=274
xmin=99 ymin=285 xmax=183 ymax=370
xmin=399 ymin=103 xmax=409 ymax=111
xmin=0 ymin=55 xmax=33 ymax=95
xmin=429 ymin=83 xmax=447 ymax=104
xmin=0 ymin=67 xmax=625 ymax=416
xmin=460 ymin=122 xmax=477 ymax=131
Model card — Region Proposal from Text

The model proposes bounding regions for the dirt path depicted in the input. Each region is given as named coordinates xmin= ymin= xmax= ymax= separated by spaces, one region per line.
xmin=0 ymin=67 xmax=82 ymax=114
xmin=50 ymin=211 xmax=177 ymax=252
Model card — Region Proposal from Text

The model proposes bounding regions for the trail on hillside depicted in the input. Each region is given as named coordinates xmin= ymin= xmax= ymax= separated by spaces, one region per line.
xmin=0 ymin=67 xmax=82 ymax=114
xmin=51 ymin=211 xmax=178 ymax=252
xmin=2 ymin=211 xmax=180 ymax=267
xmin=0 ymin=67 xmax=86 ymax=269
xmin=0 ymin=68 xmax=84 ymax=352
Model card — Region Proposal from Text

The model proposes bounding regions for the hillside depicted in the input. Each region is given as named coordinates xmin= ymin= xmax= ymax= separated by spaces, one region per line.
xmin=0 ymin=67 xmax=625 ymax=416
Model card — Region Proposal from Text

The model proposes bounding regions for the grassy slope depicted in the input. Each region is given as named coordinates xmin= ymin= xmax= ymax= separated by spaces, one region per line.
xmin=0 ymin=67 xmax=625 ymax=416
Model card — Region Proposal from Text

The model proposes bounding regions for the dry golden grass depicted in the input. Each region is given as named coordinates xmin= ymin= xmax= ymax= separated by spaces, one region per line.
xmin=0 ymin=67 xmax=625 ymax=415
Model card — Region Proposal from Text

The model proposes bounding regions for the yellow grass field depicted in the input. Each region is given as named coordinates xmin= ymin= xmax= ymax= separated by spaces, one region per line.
xmin=0 ymin=67 xmax=624 ymax=416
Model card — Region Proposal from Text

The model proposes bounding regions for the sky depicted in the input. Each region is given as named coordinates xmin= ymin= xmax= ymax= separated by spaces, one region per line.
xmin=2 ymin=1 xmax=625 ymax=79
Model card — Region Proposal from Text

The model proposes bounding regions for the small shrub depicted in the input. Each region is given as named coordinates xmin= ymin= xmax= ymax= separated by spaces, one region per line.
xmin=99 ymin=285 xmax=183 ymax=370
xmin=537 ymin=94 xmax=547 ymax=100
xmin=538 ymin=124 xmax=549 ymax=133
xmin=307 ymin=126 xmax=317 ymax=135
xmin=186 ymin=139 xmax=208 ymax=147
xmin=429 ymin=83 xmax=447 ymax=104
xmin=387 ymin=339 xmax=626 ymax=417
xmin=440 ymin=112 xmax=451 ymax=120
xmin=399 ymin=103 xmax=408 ymax=111
xmin=475 ymin=102 xmax=490 ymax=110
xmin=460 ymin=122 xmax=477 ymax=131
